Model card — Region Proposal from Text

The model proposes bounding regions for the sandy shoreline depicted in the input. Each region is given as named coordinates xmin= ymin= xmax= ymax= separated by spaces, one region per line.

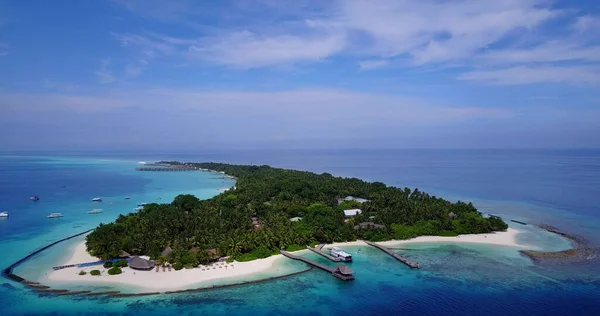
xmin=45 ymin=228 xmax=528 ymax=292
xmin=47 ymin=240 xmax=307 ymax=291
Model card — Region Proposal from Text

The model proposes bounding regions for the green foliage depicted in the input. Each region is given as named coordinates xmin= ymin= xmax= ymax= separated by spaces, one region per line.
xmin=285 ymin=244 xmax=305 ymax=252
xmin=107 ymin=267 xmax=122 ymax=275
xmin=236 ymin=246 xmax=276 ymax=262
xmin=181 ymin=253 xmax=198 ymax=268
xmin=86 ymin=162 xmax=508 ymax=261
xmin=103 ymin=261 xmax=113 ymax=268
xmin=114 ymin=260 xmax=128 ymax=268
xmin=78 ymin=270 xmax=86 ymax=275
xmin=90 ymin=270 xmax=101 ymax=276
xmin=173 ymin=262 xmax=183 ymax=271
xmin=226 ymin=257 xmax=234 ymax=263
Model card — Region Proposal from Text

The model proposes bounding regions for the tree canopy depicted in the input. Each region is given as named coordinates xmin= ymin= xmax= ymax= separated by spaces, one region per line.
xmin=86 ymin=163 xmax=508 ymax=263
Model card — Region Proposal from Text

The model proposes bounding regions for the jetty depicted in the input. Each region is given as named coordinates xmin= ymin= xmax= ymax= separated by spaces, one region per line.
xmin=511 ymin=220 xmax=527 ymax=225
xmin=363 ymin=240 xmax=420 ymax=269
xmin=307 ymin=244 xmax=343 ymax=262
xmin=280 ymin=250 xmax=354 ymax=280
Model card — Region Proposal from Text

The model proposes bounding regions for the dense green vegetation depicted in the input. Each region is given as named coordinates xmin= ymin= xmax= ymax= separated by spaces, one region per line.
xmin=78 ymin=270 xmax=86 ymax=276
xmin=90 ymin=270 xmax=100 ymax=276
xmin=86 ymin=163 xmax=508 ymax=264
xmin=103 ymin=261 xmax=112 ymax=268
xmin=108 ymin=267 xmax=122 ymax=275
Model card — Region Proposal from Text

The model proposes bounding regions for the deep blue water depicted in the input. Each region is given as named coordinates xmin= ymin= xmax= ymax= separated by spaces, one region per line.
xmin=1 ymin=149 xmax=599 ymax=315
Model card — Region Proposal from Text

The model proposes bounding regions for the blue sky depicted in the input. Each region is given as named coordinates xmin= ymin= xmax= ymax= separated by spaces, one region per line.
xmin=1 ymin=0 xmax=599 ymax=150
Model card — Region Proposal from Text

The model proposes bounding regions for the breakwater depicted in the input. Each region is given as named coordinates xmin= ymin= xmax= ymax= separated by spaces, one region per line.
xmin=2 ymin=229 xmax=94 ymax=282
xmin=3 ymin=229 xmax=314 ymax=297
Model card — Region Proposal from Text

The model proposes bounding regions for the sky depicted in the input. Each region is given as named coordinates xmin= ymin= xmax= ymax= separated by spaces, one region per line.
xmin=1 ymin=0 xmax=600 ymax=150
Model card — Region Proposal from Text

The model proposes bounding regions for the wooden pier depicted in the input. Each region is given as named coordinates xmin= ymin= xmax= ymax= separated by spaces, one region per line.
xmin=307 ymin=244 xmax=344 ymax=262
xmin=363 ymin=240 xmax=420 ymax=269
xmin=280 ymin=250 xmax=354 ymax=280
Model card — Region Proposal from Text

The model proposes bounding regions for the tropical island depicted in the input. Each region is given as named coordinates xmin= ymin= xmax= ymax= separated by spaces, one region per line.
xmin=86 ymin=163 xmax=509 ymax=268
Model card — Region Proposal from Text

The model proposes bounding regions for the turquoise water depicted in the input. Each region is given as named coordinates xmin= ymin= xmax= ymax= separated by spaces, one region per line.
xmin=1 ymin=150 xmax=600 ymax=315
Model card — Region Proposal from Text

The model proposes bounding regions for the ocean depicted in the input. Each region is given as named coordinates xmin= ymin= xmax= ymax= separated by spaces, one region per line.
xmin=0 ymin=149 xmax=599 ymax=315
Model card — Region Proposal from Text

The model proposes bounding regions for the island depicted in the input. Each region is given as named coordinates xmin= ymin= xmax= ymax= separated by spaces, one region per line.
xmin=86 ymin=163 xmax=508 ymax=266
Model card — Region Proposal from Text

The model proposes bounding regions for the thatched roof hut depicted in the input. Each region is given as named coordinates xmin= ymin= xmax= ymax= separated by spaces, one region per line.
xmin=333 ymin=264 xmax=353 ymax=276
xmin=161 ymin=246 xmax=172 ymax=258
xmin=207 ymin=248 xmax=219 ymax=258
xmin=119 ymin=250 xmax=131 ymax=258
xmin=129 ymin=256 xmax=155 ymax=271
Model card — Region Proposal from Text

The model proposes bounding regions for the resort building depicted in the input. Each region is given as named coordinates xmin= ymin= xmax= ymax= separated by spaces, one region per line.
xmin=338 ymin=196 xmax=370 ymax=204
xmin=343 ymin=209 xmax=362 ymax=218
xmin=128 ymin=256 xmax=155 ymax=271
xmin=251 ymin=217 xmax=261 ymax=230
xmin=161 ymin=246 xmax=173 ymax=258
xmin=354 ymin=222 xmax=385 ymax=230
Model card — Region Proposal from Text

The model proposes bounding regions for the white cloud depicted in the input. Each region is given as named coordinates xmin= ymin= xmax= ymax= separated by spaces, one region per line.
xmin=573 ymin=15 xmax=600 ymax=32
xmin=187 ymin=31 xmax=345 ymax=68
xmin=110 ymin=0 xmax=600 ymax=86
xmin=480 ymin=40 xmax=600 ymax=64
xmin=458 ymin=66 xmax=600 ymax=85
xmin=358 ymin=59 xmax=389 ymax=70
xmin=95 ymin=59 xmax=116 ymax=84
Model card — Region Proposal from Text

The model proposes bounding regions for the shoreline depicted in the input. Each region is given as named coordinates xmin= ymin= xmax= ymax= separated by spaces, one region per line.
xmin=41 ymin=227 xmax=532 ymax=293
xmin=45 ymin=240 xmax=309 ymax=292
xmin=324 ymin=227 xmax=530 ymax=249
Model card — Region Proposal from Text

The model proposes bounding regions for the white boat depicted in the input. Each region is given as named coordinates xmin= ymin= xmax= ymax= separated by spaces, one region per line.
xmin=329 ymin=247 xmax=352 ymax=262
xmin=0 ymin=211 xmax=8 ymax=218
xmin=47 ymin=212 xmax=63 ymax=218
xmin=137 ymin=203 xmax=147 ymax=207
xmin=134 ymin=206 xmax=143 ymax=211
xmin=88 ymin=209 xmax=103 ymax=214
xmin=92 ymin=197 xmax=102 ymax=202
xmin=30 ymin=196 xmax=40 ymax=201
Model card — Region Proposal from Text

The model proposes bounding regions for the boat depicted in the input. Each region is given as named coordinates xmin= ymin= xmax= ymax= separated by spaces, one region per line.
xmin=47 ymin=213 xmax=63 ymax=218
xmin=88 ymin=209 xmax=103 ymax=214
xmin=137 ymin=203 xmax=147 ymax=207
xmin=0 ymin=211 xmax=8 ymax=218
xmin=30 ymin=196 xmax=40 ymax=201
xmin=125 ymin=197 xmax=131 ymax=200
xmin=92 ymin=198 xmax=102 ymax=202
xmin=329 ymin=247 xmax=353 ymax=262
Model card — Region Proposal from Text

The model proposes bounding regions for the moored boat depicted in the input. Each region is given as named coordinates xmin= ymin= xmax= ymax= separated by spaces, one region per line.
xmin=329 ymin=247 xmax=352 ymax=262
xmin=137 ymin=203 xmax=147 ymax=207
xmin=92 ymin=197 xmax=102 ymax=202
xmin=0 ymin=211 xmax=8 ymax=218
xmin=30 ymin=196 xmax=40 ymax=201
xmin=88 ymin=209 xmax=103 ymax=214
xmin=47 ymin=212 xmax=63 ymax=218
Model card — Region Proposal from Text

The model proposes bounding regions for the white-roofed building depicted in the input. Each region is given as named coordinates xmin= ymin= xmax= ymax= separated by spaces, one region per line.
xmin=343 ymin=209 xmax=362 ymax=218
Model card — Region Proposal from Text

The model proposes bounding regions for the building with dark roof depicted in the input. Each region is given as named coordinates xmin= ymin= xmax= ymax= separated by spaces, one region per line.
xmin=128 ymin=256 xmax=155 ymax=271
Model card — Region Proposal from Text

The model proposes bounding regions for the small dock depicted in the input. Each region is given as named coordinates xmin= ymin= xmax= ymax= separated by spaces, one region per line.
xmin=279 ymin=250 xmax=354 ymax=280
xmin=307 ymin=244 xmax=344 ymax=262
xmin=363 ymin=240 xmax=420 ymax=269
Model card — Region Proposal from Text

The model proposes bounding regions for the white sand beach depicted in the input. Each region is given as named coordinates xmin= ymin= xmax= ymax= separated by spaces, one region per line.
xmin=46 ymin=228 xmax=527 ymax=292
xmin=47 ymin=240 xmax=307 ymax=292
xmin=327 ymin=227 xmax=528 ymax=249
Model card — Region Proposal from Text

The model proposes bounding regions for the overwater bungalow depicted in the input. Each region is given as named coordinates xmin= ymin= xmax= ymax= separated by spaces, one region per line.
xmin=128 ymin=256 xmax=155 ymax=271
